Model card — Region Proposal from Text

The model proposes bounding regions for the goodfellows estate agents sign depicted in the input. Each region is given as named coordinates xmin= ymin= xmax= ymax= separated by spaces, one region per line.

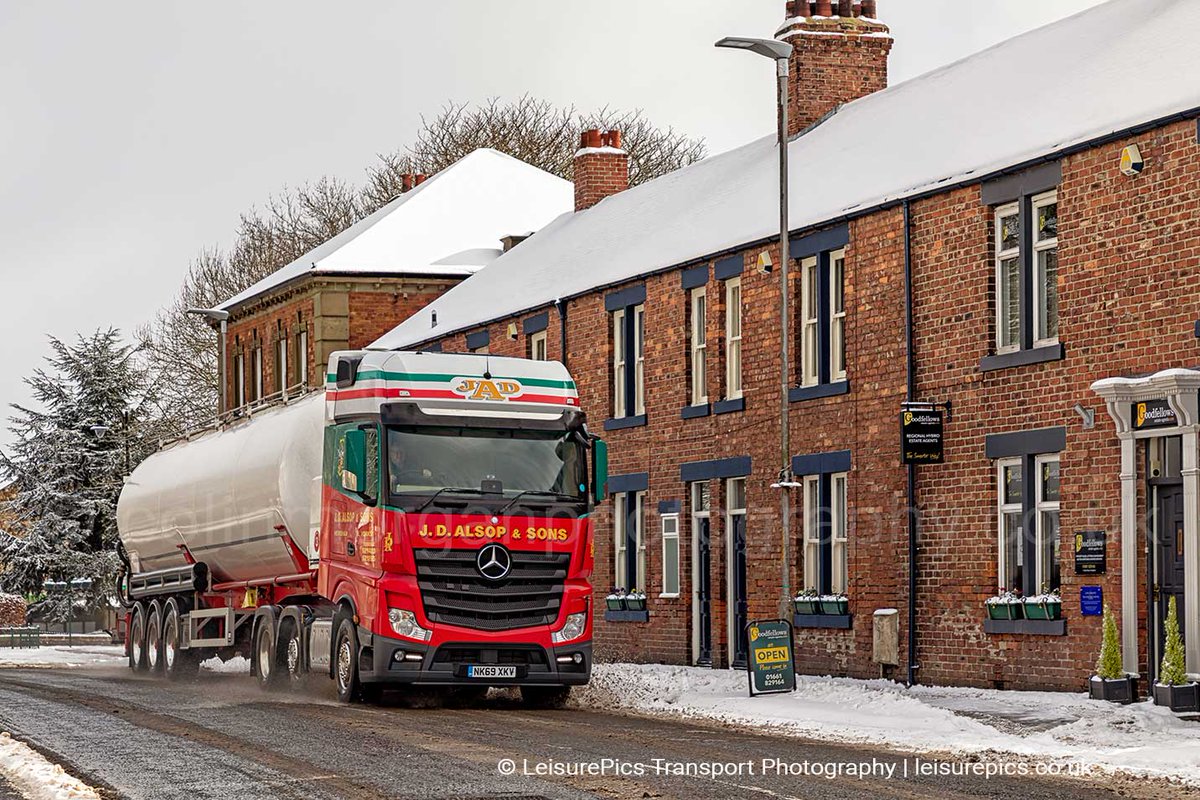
xmin=1132 ymin=399 xmax=1177 ymax=430
xmin=746 ymin=619 xmax=796 ymax=697
xmin=901 ymin=409 xmax=945 ymax=464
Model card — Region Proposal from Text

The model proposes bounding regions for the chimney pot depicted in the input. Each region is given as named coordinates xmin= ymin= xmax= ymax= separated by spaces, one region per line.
xmin=838 ymin=0 xmax=853 ymax=16
xmin=815 ymin=0 xmax=832 ymax=15
xmin=606 ymin=130 xmax=622 ymax=150
xmin=852 ymin=0 xmax=862 ymax=16
xmin=414 ymin=174 xmax=428 ymax=185
xmin=862 ymin=0 xmax=877 ymax=17
xmin=401 ymin=174 xmax=414 ymax=192
xmin=581 ymin=129 xmax=603 ymax=149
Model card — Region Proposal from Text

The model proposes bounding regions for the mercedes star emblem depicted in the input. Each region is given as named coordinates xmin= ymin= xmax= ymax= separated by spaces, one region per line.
xmin=476 ymin=543 xmax=512 ymax=581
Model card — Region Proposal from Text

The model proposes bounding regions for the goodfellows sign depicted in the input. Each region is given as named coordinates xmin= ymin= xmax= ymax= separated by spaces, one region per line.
xmin=1132 ymin=398 xmax=1177 ymax=430
xmin=746 ymin=619 xmax=796 ymax=697
xmin=901 ymin=409 xmax=944 ymax=464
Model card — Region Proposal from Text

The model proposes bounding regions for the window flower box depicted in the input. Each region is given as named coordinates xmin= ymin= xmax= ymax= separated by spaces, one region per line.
xmin=793 ymin=591 xmax=821 ymax=616
xmin=1023 ymin=591 xmax=1061 ymax=621
xmin=623 ymin=592 xmax=647 ymax=612
xmin=605 ymin=589 xmax=627 ymax=611
xmin=985 ymin=591 xmax=1025 ymax=620
xmin=1153 ymin=682 xmax=1200 ymax=713
xmin=819 ymin=594 xmax=848 ymax=616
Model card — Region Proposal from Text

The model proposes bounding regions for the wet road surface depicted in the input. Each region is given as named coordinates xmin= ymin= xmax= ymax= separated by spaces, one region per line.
xmin=0 ymin=666 xmax=1188 ymax=800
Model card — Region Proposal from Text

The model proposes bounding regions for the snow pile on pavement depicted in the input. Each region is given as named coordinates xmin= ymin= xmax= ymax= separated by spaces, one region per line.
xmin=201 ymin=655 xmax=249 ymax=674
xmin=575 ymin=663 xmax=1200 ymax=786
xmin=0 ymin=732 xmax=100 ymax=800
xmin=0 ymin=646 xmax=124 ymax=669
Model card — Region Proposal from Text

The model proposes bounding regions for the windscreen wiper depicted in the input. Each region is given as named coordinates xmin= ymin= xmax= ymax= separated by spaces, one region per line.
xmin=413 ymin=487 xmax=493 ymax=513
xmin=496 ymin=490 xmax=578 ymax=516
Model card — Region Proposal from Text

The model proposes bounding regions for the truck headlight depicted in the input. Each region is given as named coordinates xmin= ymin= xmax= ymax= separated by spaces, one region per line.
xmin=552 ymin=611 xmax=587 ymax=644
xmin=388 ymin=608 xmax=431 ymax=642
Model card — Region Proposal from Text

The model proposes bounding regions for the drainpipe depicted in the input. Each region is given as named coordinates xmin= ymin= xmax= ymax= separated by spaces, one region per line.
xmin=556 ymin=299 xmax=568 ymax=368
xmin=903 ymin=199 xmax=919 ymax=687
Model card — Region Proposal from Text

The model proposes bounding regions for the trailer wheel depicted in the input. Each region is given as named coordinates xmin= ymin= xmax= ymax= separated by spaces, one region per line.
xmin=253 ymin=619 xmax=281 ymax=690
xmin=520 ymin=686 xmax=570 ymax=709
xmin=162 ymin=599 xmax=198 ymax=681
xmin=334 ymin=617 xmax=367 ymax=703
xmin=128 ymin=603 xmax=148 ymax=672
xmin=145 ymin=600 xmax=164 ymax=675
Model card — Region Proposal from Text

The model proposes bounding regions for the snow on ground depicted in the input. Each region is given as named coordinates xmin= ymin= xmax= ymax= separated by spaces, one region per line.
xmin=573 ymin=663 xmax=1200 ymax=786
xmin=0 ymin=732 xmax=100 ymax=800
xmin=0 ymin=647 xmax=123 ymax=669
xmin=200 ymin=655 xmax=249 ymax=674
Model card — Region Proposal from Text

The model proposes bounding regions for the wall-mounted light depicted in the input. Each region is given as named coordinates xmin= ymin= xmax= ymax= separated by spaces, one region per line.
xmin=507 ymin=323 xmax=519 ymax=340
xmin=757 ymin=251 xmax=774 ymax=274
xmin=1120 ymin=144 xmax=1145 ymax=177
xmin=1073 ymin=403 xmax=1095 ymax=430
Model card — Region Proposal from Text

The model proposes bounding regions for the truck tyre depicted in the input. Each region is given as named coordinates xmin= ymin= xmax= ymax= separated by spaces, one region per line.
xmin=520 ymin=686 xmax=570 ymax=709
xmin=278 ymin=619 xmax=304 ymax=688
xmin=334 ymin=617 xmax=369 ymax=703
xmin=253 ymin=618 xmax=282 ymax=690
xmin=162 ymin=599 xmax=198 ymax=681
xmin=145 ymin=600 xmax=164 ymax=674
xmin=128 ymin=603 xmax=148 ymax=672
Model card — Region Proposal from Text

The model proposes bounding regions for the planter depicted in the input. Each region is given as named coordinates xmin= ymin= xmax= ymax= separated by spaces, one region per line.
xmin=605 ymin=596 xmax=625 ymax=611
xmin=624 ymin=596 xmax=647 ymax=612
xmin=1023 ymin=600 xmax=1062 ymax=620
xmin=986 ymin=602 xmax=1025 ymax=621
xmin=819 ymin=598 xmax=849 ymax=615
xmin=1153 ymin=682 xmax=1200 ymax=713
xmin=1089 ymin=675 xmax=1139 ymax=704
xmin=793 ymin=599 xmax=821 ymax=615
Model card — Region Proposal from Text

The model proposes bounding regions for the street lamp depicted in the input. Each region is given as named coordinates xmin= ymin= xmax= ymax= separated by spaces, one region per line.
xmin=716 ymin=36 xmax=796 ymax=617
xmin=187 ymin=307 xmax=231 ymax=416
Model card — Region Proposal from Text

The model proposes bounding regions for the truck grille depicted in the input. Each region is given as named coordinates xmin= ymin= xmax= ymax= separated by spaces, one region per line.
xmin=414 ymin=548 xmax=569 ymax=632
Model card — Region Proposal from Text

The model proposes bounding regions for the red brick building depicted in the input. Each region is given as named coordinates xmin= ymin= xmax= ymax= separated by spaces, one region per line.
xmin=370 ymin=0 xmax=1200 ymax=691
xmin=213 ymin=150 xmax=572 ymax=411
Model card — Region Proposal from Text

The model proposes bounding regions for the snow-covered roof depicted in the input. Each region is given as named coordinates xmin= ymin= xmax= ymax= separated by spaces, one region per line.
xmin=218 ymin=149 xmax=573 ymax=311
xmin=371 ymin=0 xmax=1200 ymax=351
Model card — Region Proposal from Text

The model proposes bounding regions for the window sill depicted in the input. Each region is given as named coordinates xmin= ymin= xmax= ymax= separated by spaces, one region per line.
xmin=789 ymin=381 xmax=850 ymax=403
xmin=713 ymin=397 xmax=745 ymax=415
xmin=982 ymin=617 xmax=1067 ymax=636
xmin=681 ymin=404 xmax=710 ymax=420
xmin=658 ymin=593 xmax=680 ymax=600
xmin=979 ymin=343 xmax=1064 ymax=372
xmin=603 ymin=415 xmax=647 ymax=431
xmin=793 ymin=613 xmax=853 ymax=630
xmin=604 ymin=609 xmax=650 ymax=623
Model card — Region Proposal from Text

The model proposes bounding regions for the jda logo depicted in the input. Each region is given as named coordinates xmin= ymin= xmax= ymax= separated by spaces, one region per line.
xmin=452 ymin=377 xmax=522 ymax=401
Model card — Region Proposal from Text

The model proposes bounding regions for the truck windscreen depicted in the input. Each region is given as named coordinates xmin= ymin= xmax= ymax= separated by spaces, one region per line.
xmin=386 ymin=426 xmax=587 ymax=504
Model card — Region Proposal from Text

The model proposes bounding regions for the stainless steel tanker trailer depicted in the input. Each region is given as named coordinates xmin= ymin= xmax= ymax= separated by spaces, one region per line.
xmin=116 ymin=350 xmax=607 ymax=704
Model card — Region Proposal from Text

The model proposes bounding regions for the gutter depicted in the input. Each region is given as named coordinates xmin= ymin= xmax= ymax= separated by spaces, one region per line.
xmin=903 ymin=199 xmax=918 ymax=687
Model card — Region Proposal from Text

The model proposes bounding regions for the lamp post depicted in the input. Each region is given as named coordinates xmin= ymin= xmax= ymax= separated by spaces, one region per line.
xmin=187 ymin=307 xmax=230 ymax=416
xmin=716 ymin=36 xmax=796 ymax=618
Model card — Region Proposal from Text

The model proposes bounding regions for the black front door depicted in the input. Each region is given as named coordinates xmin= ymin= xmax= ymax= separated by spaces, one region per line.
xmin=695 ymin=517 xmax=711 ymax=666
xmin=730 ymin=514 xmax=748 ymax=668
xmin=1156 ymin=485 xmax=1186 ymax=668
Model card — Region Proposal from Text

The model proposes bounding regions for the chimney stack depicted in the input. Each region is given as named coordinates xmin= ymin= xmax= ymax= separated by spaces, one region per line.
xmin=777 ymin=0 xmax=892 ymax=136
xmin=401 ymin=174 xmax=414 ymax=192
xmin=573 ymin=129 xmax=629 ymax=212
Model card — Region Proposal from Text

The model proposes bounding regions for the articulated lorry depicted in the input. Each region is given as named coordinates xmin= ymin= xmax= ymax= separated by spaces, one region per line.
xmin=116 ymin=351 xmax=607 ymax=704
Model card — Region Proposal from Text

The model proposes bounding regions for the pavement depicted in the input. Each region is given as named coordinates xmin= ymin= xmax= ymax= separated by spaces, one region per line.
xmin=0 ymin=665 xmax=1191 ymax=800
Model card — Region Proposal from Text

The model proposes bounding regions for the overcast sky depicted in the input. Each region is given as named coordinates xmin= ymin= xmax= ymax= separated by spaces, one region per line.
xmin=0 ymin=0 xmax=1106 ymax=450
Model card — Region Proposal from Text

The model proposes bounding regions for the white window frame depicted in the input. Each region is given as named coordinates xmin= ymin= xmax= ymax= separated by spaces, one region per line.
xmin=800 ymin=256 xmax=819 ymax=386
xmin=725 ymin=477 xmax=747 ymax=663
xmin=277 ymin=337 xmax=288 ymax=393
xmin=1034 ymin=454 xmax=1060 ymax=592
xmin=994 ymin=202 xmax=1022 ymax=354
xmin=530 ymin=330 xmax=548 ymax=361
xmin=252 ymin=348 xmax=263 ymax=402
xmin=633 ymin=305 xmax=646 ymax=416
xmin=234 ymin=353 xmax=246 ymax=409
xmin=830 ymin=472 xmax=848 ymax=594
xmin=690 ymin=287 xmax=707 ymax=405
xmin=829 ymin=250 xmax=847 ymax=382
xmin=660 ymin=513 xmax=680 ymax=598
xmin=612 ymin=309 xmax=627 ymax=418
xmin=802 ymin=475 xmax=820 ymax=590
xmin=996 ymin=458 xmax=1023 ymax=592
xmin=690 ymin=482 xmax=711 ymax=665
xmin=613 ymin=491 xmax=646 ymax=592
xmin=297 ymin=329 xmax=308 ymax=387
xmin=725 ymin=278 xmax=742 ymax=400
xmin=1032 ymin=191 xmax=1059 ymax=348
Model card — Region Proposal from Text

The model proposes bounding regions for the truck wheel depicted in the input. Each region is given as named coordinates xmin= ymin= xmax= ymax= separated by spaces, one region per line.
xmin=145 ymin=601 xmax=164 ymax=675
xmin=128 ymin=603 xmax=147 ymax=672
xmin=278 ymin=619 xmax=304 ymax=688
xmin=334 ymin=617 xmax=366 ymax=703
xmin=253 ymin=619 xmax=281 ymax=690
xmin=162 ymin=599 xmax=198 ymax=681
xmin=520 ymin=686 xmax=570 ymax=709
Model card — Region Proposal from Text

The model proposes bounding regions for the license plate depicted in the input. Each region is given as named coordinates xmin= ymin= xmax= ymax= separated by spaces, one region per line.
xmin=466 ymin=665 xmax=517 ymax=679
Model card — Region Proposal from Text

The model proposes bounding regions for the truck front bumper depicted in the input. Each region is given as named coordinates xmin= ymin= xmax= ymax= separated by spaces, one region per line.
xmin=361 ymin=628 xmax=592 ymax=687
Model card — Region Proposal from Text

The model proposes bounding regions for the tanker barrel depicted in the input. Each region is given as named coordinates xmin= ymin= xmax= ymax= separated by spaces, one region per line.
xmin=128 ymin=563 xmax=209 ymax=600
